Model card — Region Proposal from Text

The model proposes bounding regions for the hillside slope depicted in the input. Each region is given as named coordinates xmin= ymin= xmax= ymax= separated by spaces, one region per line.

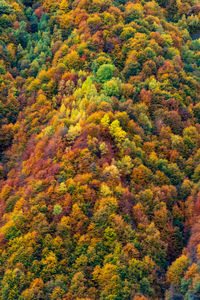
xmin=0 ymin=0 xmax=200 ymax=299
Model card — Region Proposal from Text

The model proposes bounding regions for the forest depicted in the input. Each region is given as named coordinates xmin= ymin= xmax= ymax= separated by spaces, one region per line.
xmin=0 ymin=0 xmax=200 ymax=298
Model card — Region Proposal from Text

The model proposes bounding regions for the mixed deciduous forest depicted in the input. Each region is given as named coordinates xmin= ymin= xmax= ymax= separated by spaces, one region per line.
xmin=0 ymin=0 xmax=200 ymax=298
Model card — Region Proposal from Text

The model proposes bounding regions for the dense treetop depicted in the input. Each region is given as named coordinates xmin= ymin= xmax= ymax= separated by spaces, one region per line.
xmin=0 ymin=0 xmax=200 ymax=299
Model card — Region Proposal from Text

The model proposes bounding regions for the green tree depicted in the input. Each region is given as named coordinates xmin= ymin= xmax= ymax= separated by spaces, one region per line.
xmin=96 ymin=64 xmax=115 ymax=83
xmin=0 ymin=0 xmax=13 ymax=16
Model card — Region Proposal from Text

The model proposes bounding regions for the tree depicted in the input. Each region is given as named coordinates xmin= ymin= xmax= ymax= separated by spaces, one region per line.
xmin=109 ymin=120 xmax=126 ymax=143
xmin=96 ymin=64 xmax=115 ymax=83
xmin=93 ymin=263 xmax=122 ymax=299
xmin=125 ymin=3 xmax=143 ymax=22
xmin=0 ymin=0 xmax=13 ymax=16
xmin=66 ymin=123 xmax=82 ymax=143
xmin=41 ymin=251 xmax=58 ymax=280
xmin=103 ymin=79 xmax=121 ymax=97
xmin=53 ymin=204 xmax=62 ymax=215
xmin=69 ymin=272 xmax=87 ymax=298
xmin=117 ymin=155 xmax=133 ymax=176
xmin=104 ymin=226 xmax=117 ymax=247
xmin=64 ymin=50 xmax=82 ymax=70
xmin=128 ymin=258 xmax=147 ymax=288
xmin=166 ymin=255 xmax=189 ymax=285
xmin=20 ymin=278 xmax=45 ymax=299
xmin=1 ymin=267 xmax=28 ymax=300
xmin=183 ymin=126 xmax=198 ymax=151
xmin=102 ymin=165 xmax=120 ymax=184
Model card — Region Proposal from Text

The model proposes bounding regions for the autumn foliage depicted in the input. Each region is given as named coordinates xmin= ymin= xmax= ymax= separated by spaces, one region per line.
xmin=0 ymin=0 xmax=200 ymax=299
